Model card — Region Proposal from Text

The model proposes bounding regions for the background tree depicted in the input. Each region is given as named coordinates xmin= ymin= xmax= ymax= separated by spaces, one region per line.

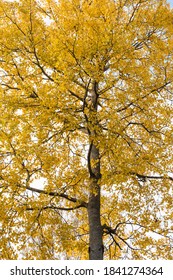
xmin=0 ymin=0 xmax=173 ymax=260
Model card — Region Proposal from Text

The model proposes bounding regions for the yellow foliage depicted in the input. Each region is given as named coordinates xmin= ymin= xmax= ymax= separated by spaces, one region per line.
xmin=0 ymin=0 xmax=173 ymax=259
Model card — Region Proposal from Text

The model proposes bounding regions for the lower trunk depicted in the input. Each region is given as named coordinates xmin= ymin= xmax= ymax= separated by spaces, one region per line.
xmin=87 ymin=182 xmax=103 ymax=260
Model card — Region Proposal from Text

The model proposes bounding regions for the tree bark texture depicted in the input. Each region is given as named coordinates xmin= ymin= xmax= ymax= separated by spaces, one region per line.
xmin=86 ymin=81 xmax=103 ymax=259
xmin=88 ymin=180 xmax=103 ymax=259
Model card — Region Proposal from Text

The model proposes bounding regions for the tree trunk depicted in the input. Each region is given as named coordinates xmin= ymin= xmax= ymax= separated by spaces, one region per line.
xmin=87 ymin=136 xmax=103 ymax=259
xmin=85 ymin=80 xmax=103 ymax=259
xmin=88 ymin=180 xmax=103 ymax=259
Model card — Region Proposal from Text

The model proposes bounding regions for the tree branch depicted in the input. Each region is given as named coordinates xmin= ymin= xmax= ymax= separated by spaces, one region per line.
xmin=109 ymin=233 xmax=122 ymax=251
xmin=25 ymin=185 xmax=88 ymax=208
xmin=26 ymin=204 xmax=86 ymax=211
xmin=117 ymin=81 xmax=171 ymax=112
xmin=68 ymin=90 xmax=83 ymax=101
xmin=134 ymin=173 xmax=173 ymax=182
xmin=102 ymin=223 xmax=140 ymax=251
xmin=32 ymin=47 xmax=54 ymax=82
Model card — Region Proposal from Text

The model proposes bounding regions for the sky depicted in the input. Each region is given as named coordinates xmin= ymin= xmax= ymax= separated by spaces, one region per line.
xmin=168 ymin=0 xmax=173 ymax=7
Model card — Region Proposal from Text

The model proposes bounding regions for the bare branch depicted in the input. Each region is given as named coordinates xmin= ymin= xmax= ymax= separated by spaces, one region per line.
xmin=109 ymin=233 xmax=122 ymax=251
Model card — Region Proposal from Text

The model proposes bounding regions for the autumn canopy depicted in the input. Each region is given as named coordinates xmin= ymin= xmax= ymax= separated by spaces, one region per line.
xmin=0 ymin=0 xmax=173 ymax=259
